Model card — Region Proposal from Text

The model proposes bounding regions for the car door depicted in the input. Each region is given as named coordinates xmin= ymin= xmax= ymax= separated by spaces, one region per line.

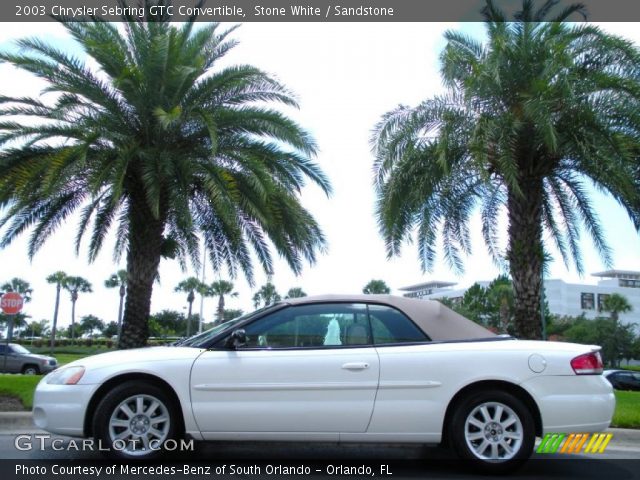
xmin=0 ymin=345 xmax=20 ymax=373
xmin=190 ymin=303 xmax=379 ymax=438
xmin=364 ymin=304 xmax=443 ymax=439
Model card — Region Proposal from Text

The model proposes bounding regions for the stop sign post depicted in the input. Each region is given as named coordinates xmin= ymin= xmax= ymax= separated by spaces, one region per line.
xmin=2 ymin=292 xmax=23 ymax=373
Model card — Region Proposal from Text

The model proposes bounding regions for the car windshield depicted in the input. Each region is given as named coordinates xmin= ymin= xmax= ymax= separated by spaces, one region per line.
xmin=177 ymin=304 xmax=283 ymax=348
xmin=10 ymin=344 xmax=30 ymax=354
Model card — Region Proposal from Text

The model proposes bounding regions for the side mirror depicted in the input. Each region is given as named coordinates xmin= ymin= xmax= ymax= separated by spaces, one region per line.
xmin=226 ymin=329 xmax=247 ymax=349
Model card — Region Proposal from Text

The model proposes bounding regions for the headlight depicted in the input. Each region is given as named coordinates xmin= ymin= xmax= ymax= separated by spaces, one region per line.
xmin=45 ymin=366 xmax=85 ymax=385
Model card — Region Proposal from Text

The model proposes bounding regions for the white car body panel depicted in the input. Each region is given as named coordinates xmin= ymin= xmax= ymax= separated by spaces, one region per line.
xmin=365 ymin=340 xmax=612 ymax=439
xmin=34 ymin=295 xmax=615 ymax=452
xmin=191 ymin=348 xmax=379 ymax=437
xmin=34 ymin=347 xmax=206 ymax=440
xmin=34 ymin=339 xmax=614 ymax=442
xmin=32 ymin=382 xmax=99 ymax=437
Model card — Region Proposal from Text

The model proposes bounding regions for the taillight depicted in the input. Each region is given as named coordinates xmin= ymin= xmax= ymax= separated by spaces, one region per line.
xmin=571 ymin=351 xmax=603 ymax=375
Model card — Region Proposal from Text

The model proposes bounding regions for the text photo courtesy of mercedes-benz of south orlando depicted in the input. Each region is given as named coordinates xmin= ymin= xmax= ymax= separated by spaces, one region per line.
xmin=1 ymin=1 xmax=640 ymax=480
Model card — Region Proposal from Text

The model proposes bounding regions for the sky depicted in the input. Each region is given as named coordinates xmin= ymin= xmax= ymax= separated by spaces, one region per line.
xmin=0 ymin=21 xmax=639 ymax=329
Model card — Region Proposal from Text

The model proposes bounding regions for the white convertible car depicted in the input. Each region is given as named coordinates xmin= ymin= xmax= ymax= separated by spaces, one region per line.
xmin=33 ymin=295 xmax=614 ymax=472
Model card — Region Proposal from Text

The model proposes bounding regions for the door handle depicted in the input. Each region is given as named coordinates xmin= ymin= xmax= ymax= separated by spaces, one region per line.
xmin=341 ymin=362 xmax=370 ymax=370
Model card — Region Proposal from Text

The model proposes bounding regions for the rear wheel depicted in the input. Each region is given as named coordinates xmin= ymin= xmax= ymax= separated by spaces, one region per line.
xmin=92 ymin=381 xmax=178 ymax=459
xmin=450 ymin=390 xmax=535 ymax=473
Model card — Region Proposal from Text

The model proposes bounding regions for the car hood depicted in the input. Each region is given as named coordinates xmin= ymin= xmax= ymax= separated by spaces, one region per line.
xmin=25 ymin=353 xmax=56 ymax=362
xmin=64 ymin=346 xmax=204 ymax=371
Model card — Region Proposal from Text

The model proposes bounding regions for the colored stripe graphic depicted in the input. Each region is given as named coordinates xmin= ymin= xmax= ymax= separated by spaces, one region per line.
xmin=584 ymin=433 xmax=613 ymax=454
xmin=537 ymin=433 xmax=566 ymax=453
xmin=572 ymin=433 xmax=589 ymax=453
xmin=561 ymin=433 xmax=588 ymax=454
xmin=538 ymin=433 xmax=613 ymax=454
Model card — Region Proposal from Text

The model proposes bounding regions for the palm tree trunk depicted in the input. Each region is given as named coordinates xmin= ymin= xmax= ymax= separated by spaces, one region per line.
xmin=500 ymin=300 xmax=509 ymax=334
xmin=49 ymin=284 xmax=60 ymax=355
xmin=186 ymin=300 xmax=193 ymax=337
xmin=71 ymin=298 xmax=76 ymax=343
xmin=507 ymin=178 xmax=544 ymax=340
xmin=118 ymin=192 xmax=164 ymax=349
xmin=117 ymin=287 xmax=125 ymax=340
xmin=217 ymin=295 xmax=225 ymax=325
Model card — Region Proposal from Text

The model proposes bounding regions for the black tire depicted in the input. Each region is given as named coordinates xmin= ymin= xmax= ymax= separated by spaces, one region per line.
xmin=21 ymin=364 xmax=39 ymax=375
xmin=92 ymin=381 xmax=178 ymax=460
xmin=449 ymin=390 xmax=535 ymax=474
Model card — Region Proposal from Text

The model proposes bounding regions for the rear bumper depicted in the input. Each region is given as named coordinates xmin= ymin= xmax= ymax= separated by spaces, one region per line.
xmin=521 ymin=375 xmax=615 ymax=433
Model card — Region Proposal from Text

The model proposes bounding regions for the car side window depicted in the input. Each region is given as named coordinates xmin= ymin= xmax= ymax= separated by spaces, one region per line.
xmin=241 ymin=303 xmax=370 ymax=349
xmin=368 ymin=304 xmax=429 ymax=344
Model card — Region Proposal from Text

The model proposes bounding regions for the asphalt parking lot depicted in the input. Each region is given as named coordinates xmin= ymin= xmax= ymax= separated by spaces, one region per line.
xmin=0 ymin=428 xmax=639 ymax=480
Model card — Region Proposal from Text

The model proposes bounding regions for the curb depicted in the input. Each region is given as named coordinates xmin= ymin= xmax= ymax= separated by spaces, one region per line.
xmin=608 ymin=428 xmax=640 ymax=444
xmin=0 ymin=412 xmax=34 ymax=430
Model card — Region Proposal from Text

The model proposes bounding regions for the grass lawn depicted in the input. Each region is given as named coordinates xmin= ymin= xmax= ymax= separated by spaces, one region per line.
xmin=0 ymin=375 xmax=40 ymax=409
xmin=26 ymin=347 xmax=108 ymax=367
xmin=0 ymin=349 xmax=97 ymax=410
xmin=55 ymin=353 xmax=92 ymax=366
xmin=29 ymin=346 xmax=111 ymax=356
xmin=611 ymin=390 xmax=640 ymax=429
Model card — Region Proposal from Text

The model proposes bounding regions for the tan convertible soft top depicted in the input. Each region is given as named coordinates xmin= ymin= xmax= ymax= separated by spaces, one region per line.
xmin=284 ymin=294 xmax=496 ymax=341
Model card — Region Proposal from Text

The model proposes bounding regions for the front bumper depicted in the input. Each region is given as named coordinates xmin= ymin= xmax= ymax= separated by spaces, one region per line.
xmin=32 ymin=379 xmax=98 ymax=437
xmin=40 ymin=363 xmax=58 ymax=374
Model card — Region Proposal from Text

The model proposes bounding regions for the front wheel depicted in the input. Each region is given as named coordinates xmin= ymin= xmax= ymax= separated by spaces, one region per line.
xmin=22 ymin=365 xmax=39 ymax=375
xmin=92 ymin=381 xmax=178 ymax=459
xmin=449 ymin=390 xmax=535 ymax=473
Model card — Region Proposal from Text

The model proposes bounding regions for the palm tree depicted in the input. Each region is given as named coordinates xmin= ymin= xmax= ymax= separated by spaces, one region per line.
xmin=1 ymin=313 xmax=29 ymax=337
xmin=602 ymin=293 xmax=633 ymax=324
xmin=363 ymin=280 xmax=391 ymax=295
xmin=45 ymin=271 xmax=67 ymax=352
xmin=63 ymin=276 xmax=92 ymax=342
xmin=25 ymin=319 xmax=50 ymax=340
xmin=79 ymin=314 xmax=105 ymax=338
xmin=285 ymin=287 xmax=307 ymax=299
xmin=253 ymin=282 xmax=281 ymax=308
xmin=372 ymin=0 xmax=640 ymax=339
xmin=0 ymin=278 xmax=33 ymax=302
xmin=0 ymin=6 xmax=331 ymax=349
xmin=208 ymin=280 xmax=238 ymax=325
xmin=105 ymin=270 xmax=127 ymax=340
xmin=175 ymin=277 xmax=205 ymax=337
xmin=486 ymin=276 xmax=515 ymax=334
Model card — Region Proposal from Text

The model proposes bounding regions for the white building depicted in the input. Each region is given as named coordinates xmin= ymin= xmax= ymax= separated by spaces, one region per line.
xmin=399 ymin=270 xmax=640 ymax=325
xmin=398 ymin=280 xmax=458 ymax=299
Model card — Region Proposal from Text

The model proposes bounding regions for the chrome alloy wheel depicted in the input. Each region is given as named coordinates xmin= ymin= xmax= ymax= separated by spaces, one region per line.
xmin=108 ymin=394 xmax=170 ymax=456
xmin=464 ymin=401 xmax=523 ymax=461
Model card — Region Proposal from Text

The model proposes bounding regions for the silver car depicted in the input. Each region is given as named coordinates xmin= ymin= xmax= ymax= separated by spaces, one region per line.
xmin=0 ymin=343 xmax=58 ymax=374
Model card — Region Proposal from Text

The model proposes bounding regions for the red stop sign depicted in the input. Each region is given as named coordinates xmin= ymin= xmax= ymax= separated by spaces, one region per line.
xmin=1 ymin=292 xmax=24 ymax=315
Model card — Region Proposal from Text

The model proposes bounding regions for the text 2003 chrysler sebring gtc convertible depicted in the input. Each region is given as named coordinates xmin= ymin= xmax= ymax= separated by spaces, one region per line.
xmin=33 ymin=295 xmax=614 ymax=472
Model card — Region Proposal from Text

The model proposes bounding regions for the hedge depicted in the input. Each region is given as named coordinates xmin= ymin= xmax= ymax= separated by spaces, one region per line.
xmin=11 ymin=337 xmax=181 ymax=349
